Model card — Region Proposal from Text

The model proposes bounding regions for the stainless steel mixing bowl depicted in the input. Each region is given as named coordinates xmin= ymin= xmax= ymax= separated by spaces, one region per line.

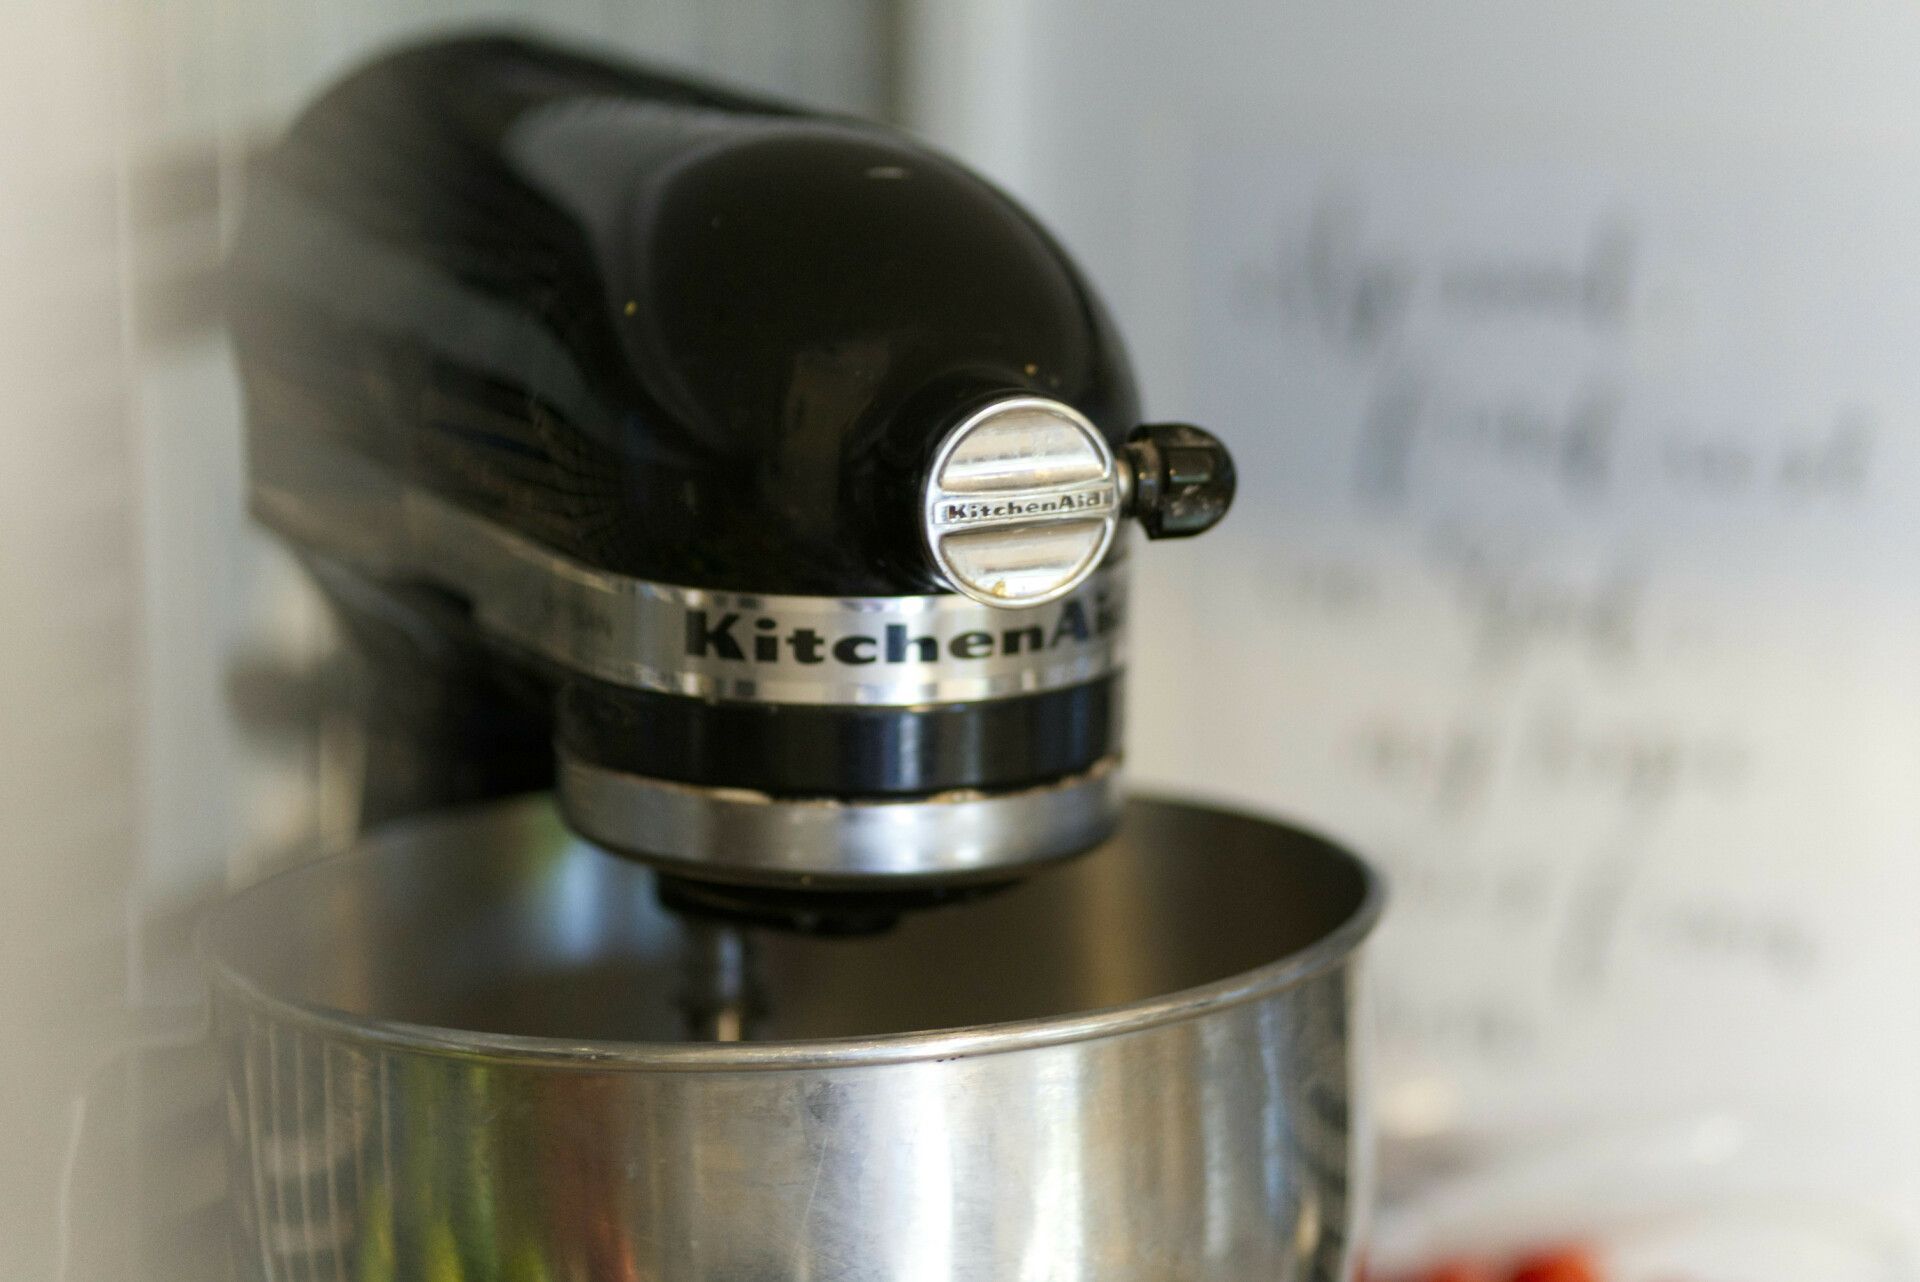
xmin=204 ymin=795 xmax=1381 ymax=1282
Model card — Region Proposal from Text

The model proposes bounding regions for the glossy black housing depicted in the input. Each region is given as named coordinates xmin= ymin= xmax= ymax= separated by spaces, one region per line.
xmin=230 ymin=33 xmax=1139 ymax=596
xmin=231 ymin=34 xmax=1137 ymax=819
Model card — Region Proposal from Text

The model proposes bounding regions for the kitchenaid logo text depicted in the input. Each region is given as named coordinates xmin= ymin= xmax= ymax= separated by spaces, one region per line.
xmin=933 ymin=488 xmax=1112 ymax=527
xmin=684 ymin=593 xmax=1120 ymax=666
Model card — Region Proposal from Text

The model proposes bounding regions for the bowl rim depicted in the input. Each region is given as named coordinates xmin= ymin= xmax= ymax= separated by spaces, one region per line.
xmin=199 ymin=792 xmax=1384 ymax=1072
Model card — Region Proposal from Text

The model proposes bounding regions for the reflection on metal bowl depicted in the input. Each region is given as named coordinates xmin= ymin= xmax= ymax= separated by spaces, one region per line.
xmin=204 ymin=795 xmax=1380 ymax=1281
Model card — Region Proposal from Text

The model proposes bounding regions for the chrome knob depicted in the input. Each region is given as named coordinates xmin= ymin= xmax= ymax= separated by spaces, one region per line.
xmin=921 ymin=399 xmax=1237 ymax=609
xmin=922 ymin=397 xmax=1122 ymax=608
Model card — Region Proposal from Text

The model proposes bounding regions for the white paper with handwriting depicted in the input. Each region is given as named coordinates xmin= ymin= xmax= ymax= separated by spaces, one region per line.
xmin=1120 ymin=150 xmax=1920 ymax=1262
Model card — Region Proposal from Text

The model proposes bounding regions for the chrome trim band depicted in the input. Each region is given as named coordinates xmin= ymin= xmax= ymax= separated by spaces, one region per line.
xmin=256 ymin=481 xmax=1126 ymax=707
xmin=558 ymin=755 xmax=1124 ymax=885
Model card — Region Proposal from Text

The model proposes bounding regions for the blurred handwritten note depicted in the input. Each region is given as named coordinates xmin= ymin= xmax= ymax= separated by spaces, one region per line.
xmin=1124 ymin=152 xmax=1920 ymax=1215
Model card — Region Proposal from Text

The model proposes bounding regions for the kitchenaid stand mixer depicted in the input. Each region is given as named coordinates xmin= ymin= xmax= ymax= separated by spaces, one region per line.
xmin=207 ymin=34 xmax=1380 ymax=1281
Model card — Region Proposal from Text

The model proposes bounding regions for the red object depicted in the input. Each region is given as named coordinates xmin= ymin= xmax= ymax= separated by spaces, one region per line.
xmin=1507 ymin=1245 xmax=1603 ymax=1282
xmin=1406 ymin=1261 xmax=1502 ymax=1282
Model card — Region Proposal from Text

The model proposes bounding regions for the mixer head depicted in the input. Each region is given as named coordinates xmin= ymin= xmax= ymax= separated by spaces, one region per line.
xmin=229 ymin=35 xmax=1236 ymax=896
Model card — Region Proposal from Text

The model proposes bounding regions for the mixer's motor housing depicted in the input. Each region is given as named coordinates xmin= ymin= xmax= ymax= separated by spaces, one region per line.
xmin=229 ymin=35 xmax=1235 ymax=895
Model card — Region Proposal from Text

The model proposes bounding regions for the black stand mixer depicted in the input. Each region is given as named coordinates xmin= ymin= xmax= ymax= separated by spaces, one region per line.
xmin=208 ymin=34 xmax=1377 ymax=1281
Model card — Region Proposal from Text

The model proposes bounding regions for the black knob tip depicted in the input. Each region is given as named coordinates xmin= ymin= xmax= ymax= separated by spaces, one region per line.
xmin=1121 ymin=423 xmax=1237 ymax=539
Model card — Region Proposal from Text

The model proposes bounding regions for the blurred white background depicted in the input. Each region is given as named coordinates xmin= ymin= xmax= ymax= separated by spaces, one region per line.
xmin=4 ymin=2 xmax=1918 ymax=1278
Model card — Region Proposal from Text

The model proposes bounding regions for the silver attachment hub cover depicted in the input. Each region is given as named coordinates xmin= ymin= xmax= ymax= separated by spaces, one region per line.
xmin=922 ymin=397 xmax=1122 ymax=608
